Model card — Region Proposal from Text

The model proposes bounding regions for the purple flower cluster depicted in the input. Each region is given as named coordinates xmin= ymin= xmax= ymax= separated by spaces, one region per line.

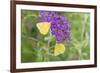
xmin=38 ymin=11 xmax=70 ymax=43
xmin=38 ymin=11 xmax=59 ymax=22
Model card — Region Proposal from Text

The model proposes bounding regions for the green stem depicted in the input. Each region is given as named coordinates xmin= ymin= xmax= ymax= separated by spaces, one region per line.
xmin=78 ymin=14 xmax=88 ymax=60
xmin=81 ymin=14 xmax=88 ymax=40
xmin=22 ymin=35 xmax=39 ymax=41
xmin=44 ymin=30 xmax=52 ymax=61
xmin=22 ymin=34 xmax=45 ymax=45
xmin=78 ymin=48 xmax=83 ymax=60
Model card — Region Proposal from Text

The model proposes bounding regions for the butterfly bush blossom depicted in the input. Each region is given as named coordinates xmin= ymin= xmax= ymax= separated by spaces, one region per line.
xmin=38 ymin=11 xmax=70 ymax=43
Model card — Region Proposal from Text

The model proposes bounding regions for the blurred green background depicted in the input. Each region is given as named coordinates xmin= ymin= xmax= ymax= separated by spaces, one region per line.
xmin=21 ymin=10 xmax=90 ymax=63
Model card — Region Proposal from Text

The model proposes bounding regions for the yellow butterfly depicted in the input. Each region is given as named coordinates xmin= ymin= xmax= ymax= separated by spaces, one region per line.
xmin=54 ymin=43 xmax=65 ymax=56
xmin=36 ymin=22 xmax=51 ymax=35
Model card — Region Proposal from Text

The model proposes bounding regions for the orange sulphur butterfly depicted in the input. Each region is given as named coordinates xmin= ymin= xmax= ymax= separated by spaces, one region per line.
xmin=36 ymin=22 xmax=51 ymax=35
xmin=54 ymin=43 xmax=65 ymax=56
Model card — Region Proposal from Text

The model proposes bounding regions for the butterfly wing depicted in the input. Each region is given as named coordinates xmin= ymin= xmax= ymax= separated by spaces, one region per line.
xmin=36 ymin=22 xmax=51 ymax=35
xmin=54 ymin=43 xmax=65 ymax=56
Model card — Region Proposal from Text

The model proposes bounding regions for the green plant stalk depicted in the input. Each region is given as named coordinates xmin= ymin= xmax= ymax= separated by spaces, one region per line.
xmin=78 ymin=47 xmax=83 ymax=60
xmin=79 ymin=14 xmax=88 ymax=60
xmin=44 ymin=30 xmax=52 ymax=62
